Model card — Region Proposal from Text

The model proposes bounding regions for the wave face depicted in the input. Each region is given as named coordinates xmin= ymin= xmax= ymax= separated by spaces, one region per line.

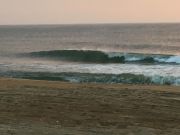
xmin=22 ymin=50 xmax=180 ymax=64
xmin=25 ymin=50 xmax=125 ymax=63
xmin=0 ymin=71 xmax=180 ymax=85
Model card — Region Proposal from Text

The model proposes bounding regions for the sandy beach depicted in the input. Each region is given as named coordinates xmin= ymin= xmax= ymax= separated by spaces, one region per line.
xmin=0 ymin=77 xmax=180 ymax=135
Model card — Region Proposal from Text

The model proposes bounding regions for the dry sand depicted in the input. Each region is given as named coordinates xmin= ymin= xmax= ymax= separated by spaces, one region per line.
xmin=0 ymin=77 xmax=180 ymax=135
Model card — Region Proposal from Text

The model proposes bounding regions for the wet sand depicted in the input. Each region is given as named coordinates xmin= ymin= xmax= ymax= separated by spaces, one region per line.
xmin=0 ymin=77 xmax=180 ymax=135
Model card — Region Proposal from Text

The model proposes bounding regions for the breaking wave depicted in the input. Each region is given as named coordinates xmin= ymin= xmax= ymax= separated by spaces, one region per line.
xmin=22 ymin=50 xmax=180 ymax=64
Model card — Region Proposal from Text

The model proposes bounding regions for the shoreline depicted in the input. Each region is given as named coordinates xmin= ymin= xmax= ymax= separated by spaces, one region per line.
xmin=0 ymin=77 xmax=180 ymax=134
xmin=1 ymin=77 xmax=180 ymax=92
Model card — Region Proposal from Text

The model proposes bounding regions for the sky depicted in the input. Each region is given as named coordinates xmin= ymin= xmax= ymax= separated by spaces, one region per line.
xmin=0 ymin=0 xmax=180 ymax=25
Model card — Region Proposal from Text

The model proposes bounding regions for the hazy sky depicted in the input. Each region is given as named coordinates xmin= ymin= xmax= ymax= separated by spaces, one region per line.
xmin=0 ymin=0 xmax=180 ymax=25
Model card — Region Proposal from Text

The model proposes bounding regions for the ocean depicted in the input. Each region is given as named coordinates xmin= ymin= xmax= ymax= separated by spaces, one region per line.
xmin=0 ymin=23 xmax=180 ymax=85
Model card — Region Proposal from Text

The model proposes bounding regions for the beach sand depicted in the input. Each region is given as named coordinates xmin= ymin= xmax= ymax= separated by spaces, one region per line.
xmin=0 ymin=78 xmax=180 ymax=135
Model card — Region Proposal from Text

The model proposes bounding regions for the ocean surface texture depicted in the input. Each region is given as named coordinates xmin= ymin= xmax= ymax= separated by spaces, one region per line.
xmin=0 ymin=24 xmax=180 ymax=85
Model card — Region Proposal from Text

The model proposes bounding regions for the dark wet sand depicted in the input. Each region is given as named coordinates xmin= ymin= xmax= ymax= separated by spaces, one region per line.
xmin=0 ymin=78 xmax=180 ymax=135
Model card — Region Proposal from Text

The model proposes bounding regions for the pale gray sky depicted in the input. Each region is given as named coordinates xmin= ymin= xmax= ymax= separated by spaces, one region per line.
xmin=0 ymin=0 xmax=180 ymax=25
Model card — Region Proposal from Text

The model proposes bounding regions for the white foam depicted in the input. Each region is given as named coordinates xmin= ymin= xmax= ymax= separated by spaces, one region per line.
xmin=108 ymin=52 xmax=180 ymax=63
xmin=1 ymin=62 xmax=180 ymax=85
xmin=165 ymin=56 xmax=180 ymax=64
xmin=125 ymin=56 xmax=142 ymax=61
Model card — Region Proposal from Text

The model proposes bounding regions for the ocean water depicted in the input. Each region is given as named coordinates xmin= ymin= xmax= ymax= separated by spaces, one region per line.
xmin=0 ymin=24 xmax=180 ymax=85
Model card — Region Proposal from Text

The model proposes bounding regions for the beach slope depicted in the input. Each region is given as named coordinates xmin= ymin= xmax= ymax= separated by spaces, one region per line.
xmin=0 ymin=78 xmax=180 ymax=135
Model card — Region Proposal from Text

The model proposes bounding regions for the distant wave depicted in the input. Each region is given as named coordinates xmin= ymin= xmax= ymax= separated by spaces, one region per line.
xmin=21 ymin=50 xmax=180 ymax=64
xmin=0 ymin=71 xmax=180 ymax=85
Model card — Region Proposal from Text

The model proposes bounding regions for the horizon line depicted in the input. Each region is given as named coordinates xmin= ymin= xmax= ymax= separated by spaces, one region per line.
xmin=0 ymin=22 xmax=180 ymax=26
